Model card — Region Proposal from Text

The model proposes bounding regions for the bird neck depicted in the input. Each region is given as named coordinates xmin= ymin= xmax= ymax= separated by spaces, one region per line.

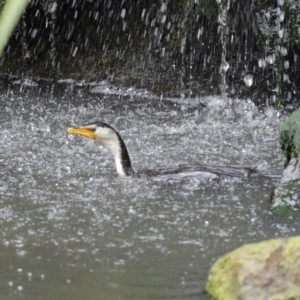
xmin=101 ymin=131 xmax=134 ymax=177
xmin=113 ymin=140 xmax=134 ymax=177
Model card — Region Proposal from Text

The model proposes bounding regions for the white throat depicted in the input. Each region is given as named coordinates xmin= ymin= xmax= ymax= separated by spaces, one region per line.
xmin=95 ymin=127 xmax=130 ymax=177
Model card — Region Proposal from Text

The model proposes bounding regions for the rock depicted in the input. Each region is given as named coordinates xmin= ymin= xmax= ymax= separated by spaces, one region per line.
xmin=271 ymin=108 xmax=300 ymax=210
xmin=205 ymin=236 xmax=300 ymax=300
xmin=272 ymin=158 xmax=300 ymax=210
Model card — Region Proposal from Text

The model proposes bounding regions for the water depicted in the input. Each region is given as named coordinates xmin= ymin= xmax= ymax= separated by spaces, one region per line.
xmin=0 ymin=84 xmax=299 ymax=299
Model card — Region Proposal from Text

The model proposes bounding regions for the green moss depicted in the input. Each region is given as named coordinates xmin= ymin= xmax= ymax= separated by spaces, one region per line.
xmin=205 ymin=236 xmax=300 ymax=300
xmin=271 ymin=203 xmax=294 ymax=215
xmin=271 ymin=177 xmax=300 ymax=210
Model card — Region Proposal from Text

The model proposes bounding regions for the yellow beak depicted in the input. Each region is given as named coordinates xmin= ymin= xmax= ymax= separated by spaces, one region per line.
xmin=67 ymin=127 xmax=97 ymax=139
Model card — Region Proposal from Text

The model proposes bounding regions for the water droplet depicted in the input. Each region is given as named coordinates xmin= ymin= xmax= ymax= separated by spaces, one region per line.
xmin=121 ymin=9 xmax=126 ymax=18
xmin=141 ymin=8 xmax=146 ymax=19
xmin=243 ymin=74 xmax=253 ymax=87
xmin=17 ymin=285 xmax=23 ymax=292
xmin=264 ymin=106 xmax=274 ymax=118
xmin=31 ymin=29 xmax=38 ymax=39
xmin=128 ymin=206 xmax=136 ymax=214
xmin=27 ymin=272 xmax=33 ymax=281
xmin=50 ymin=2 xmax=57 ymax=13
xmin=267 ymin=55 xmax=275 ymax=64
xmin=72 ymin=47 xmax=78 ymax=57
xmin=280 ymin=47 xmax=287 ymax=56
xmin=258 ymin=59 xmax=266 ymax=68
xmin=284 ymin=61 xmax=289 ymax=69
xmin=221 ymin=61 xmax=229 ymax=72
xmin=279 ymin=11 xmax=285 ymax=22
xmin=283 ymin=74 xmax=290 ymax=82
xmin=160 ymin=3 xmax=167 ymax=13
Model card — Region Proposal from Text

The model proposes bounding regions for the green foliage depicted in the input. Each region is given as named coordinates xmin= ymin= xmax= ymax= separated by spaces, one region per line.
xmin=255 ymin=1 xmax=300 ymax=105
xmin=271 ymin=203 xmax=295 ymax=215
xmin=272 ymin=111 xmax=300 ymax=210
xmin=280 ymin=108 xmax=300 ymax=163
xmin=285 ymin=1 xmax=300 ymax=46
xmin=166 ymin=0 xmax=217 ymax=21
xmin=256 ymin=1 xmax=300 ymax=49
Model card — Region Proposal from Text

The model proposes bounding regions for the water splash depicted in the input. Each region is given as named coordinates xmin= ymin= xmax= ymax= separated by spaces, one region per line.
xmin=216 ymin=0 xmax=231 ymax=96
xmin=0 ymin=87 xmax=296 ymax=300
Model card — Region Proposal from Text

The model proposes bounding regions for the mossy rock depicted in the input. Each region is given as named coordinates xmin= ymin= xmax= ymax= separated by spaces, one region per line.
xmin=280 ymin=108 xmax=300 ymax=165
xmin=271 ymin=108 xmax=300 ymax=210
xmin=271 ymin=176 xmax=300 ymax=210
xmin=205 ymin=236 xmax=300 ymax=300
xmin=271 ymin=157 xmax=300 ymax=210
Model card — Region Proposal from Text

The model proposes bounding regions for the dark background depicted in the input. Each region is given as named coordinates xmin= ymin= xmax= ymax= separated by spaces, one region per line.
xmin=1 ymin=0 xmax=300 ymax=105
